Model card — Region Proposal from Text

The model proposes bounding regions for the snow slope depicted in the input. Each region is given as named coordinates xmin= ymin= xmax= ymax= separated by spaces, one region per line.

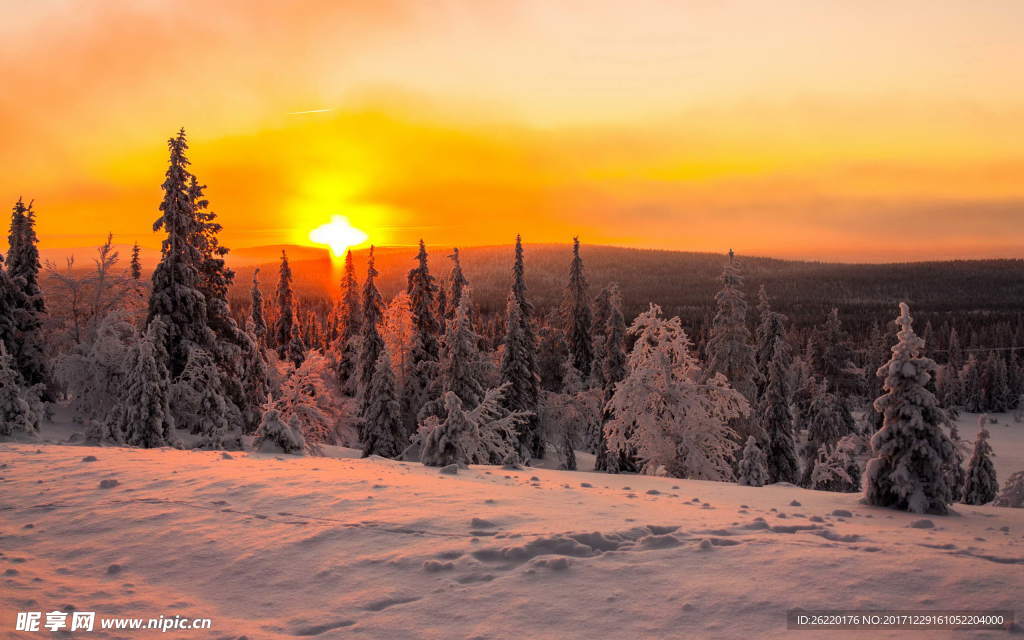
xmin=1 ymin=439 xmax=1022 ymax=639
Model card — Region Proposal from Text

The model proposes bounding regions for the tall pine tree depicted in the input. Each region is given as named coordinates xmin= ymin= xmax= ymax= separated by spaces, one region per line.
xmin=759 ymin=338 xmax=800 ymax=484
xmin=358 ymin=246 xmax=385 ymax=405
xmin=865 ymin=303 xmax=956 ymax=515
xmin=147 ymin=129 xmax=213 ymax=379
xmin=402 ymin=240 xmax=441 ymax=433
xmin=707 ymin=250 xmax=757 ymax=404
xmin=249 ymin=268 xmax=267 ymax=346
xmin=500 ymin=235 xmax=542 ymax=460
xmin=444 ymin=247 xmax=469 ymax=322
xmin=5 ymin=199 xmax=50 ymax=395
xmin=274 ymin=250 xmax=305 ymax=367
xmin=565 ymin=237 xmax=594 ymax=379
xmin=335 ymin=249 xmax=362 ymax=395
xmin=962 ymin=423 xmax=998 ymax=505
xmin=361 ymin=350 xmax=404 ymax=459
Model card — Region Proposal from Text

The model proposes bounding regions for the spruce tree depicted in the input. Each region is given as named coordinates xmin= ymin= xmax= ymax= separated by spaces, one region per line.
xmin=444 ymin=247 xmax=469 ymax=322
xmin=335 ymin=249 xmax=362 ymax=395
xmin=963 ymin=354 xmax=984 ymax=413
xmin=358 ymin=246 xmax=386 ymax=404
xmin=130 ymin=242 xmax=142 ymax=280
xmin=5 ymin=199 xmax=50 ymax=394
xmin=361 ymin=350 xmax=404 ymax=459
xmin=590 ymin=285 xmax=612 ymax=387
xmin=987 ymin=352 xmax=1011 ymax=412
xmin=7 ymin=198 xmax=44 ymax=313
xmin=754 ymin=286 xmax=789 ymax=395
xmin=865 ymin=303 xmax=956 ymax=515
xmin=172 ymin=347 xmax=234 ymax=448
xmin=594 ymin=283 xmax=633 ymax=472
xmin=800 ymin=381 xmax=851 ymax=487
xmin=0 ymin=343 xmax=44 ymax=436
xmin=994 ymin=470 xmax=1024 ymax=508
xmin=438 ymin=291 xmax=487 ymax=409
xmin=274 ymin=250 xmax=305 ymax=367
xmin=737 ymin=436 xmax=769 ymax=487
xmin=0 ymin=254 xmax=19 ymax=365
xmin=759 ymin=338 xmax=800 ymax=484
xmin=112 ymin=319 xmax=176 ymax=448
xmin=255 ymin=406 xmax=306 ymax=454
xmin=402 ymin=240 xmax=441 ymax=432
xmin=147 ymin=129 xmax=213 ymax=379
xmin=500 ymin=235 xmax=542 ymax=460
xmin=249 ymin=268 xmax=267 ymax=346
xmin=947 ymin=327 xmax=964 ymax=371
xmin=962 ymin=423 xmax=998 ymax=505
xmin=706 ymin=250 xmax=758 ymax=444
xmin=565 ymin=237 xmax=593 ymax=379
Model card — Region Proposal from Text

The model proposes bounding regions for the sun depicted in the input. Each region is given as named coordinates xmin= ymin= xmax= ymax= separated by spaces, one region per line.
xmin=309 ymin=215 xmax=369 ymax=257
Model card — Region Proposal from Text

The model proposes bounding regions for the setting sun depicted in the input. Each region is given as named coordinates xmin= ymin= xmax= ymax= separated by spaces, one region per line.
xmin=308 ymin=215 xmax=369 ymax=257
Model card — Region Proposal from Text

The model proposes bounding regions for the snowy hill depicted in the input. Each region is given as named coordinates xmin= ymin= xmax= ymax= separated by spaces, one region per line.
xmin=2 ymin=439 xmax=1022 ymax=639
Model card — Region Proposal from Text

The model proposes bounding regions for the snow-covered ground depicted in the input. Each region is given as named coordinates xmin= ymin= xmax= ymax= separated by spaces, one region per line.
xmin=1 ymin=417 xmax=1022 ymax=639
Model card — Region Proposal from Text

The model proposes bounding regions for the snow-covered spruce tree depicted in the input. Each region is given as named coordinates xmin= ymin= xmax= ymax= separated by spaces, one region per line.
xmin=962 ymin=422 xmax=998 ymax=505
xmin=249 ymin=268 xmax=268 ymax=347
xmin=590 ymin=285 xmax=612 ymax=388
xmin=171 ymin=347 xmax=236 ymax=448
xmin=357 ymin=246 xmax=386 ymax=405
xmin=707 ymin=250 xmax=757 ymax=400
xmin=110 ymin=319 xmax=176 ymax=449
xmin=147 ymin=129 xmax=214 ymax=379
xmin=0 ymin=343 xmax=44 ymax=436
xmin=536 ymin=319 xmax=569 ymax=392
xmin=986 ymin=352 xmax=1012 ymax=412
xmin=810 ymin=433 xmax=867 ymax=493
xmin=936 ymin=362 xmax=963 ymax=415
xmin=864 ymin=302 xmax=956 ymax=515
xmin=759 ymin=338 xmax=800 ymax=484
xmin=438 ymin=291 xmax=487 ymax=409
xmin=500 ymin=235 xmax=542 ymax=460
xmin=565 ymin=237 xmax=594 ymax=380
xmin=754 ymin=286 xmax=789 ymax=396
xmin=130 ymin=242 xmax=142 ymax=280
xmin=593 ymin=283 xmax=634 ymax=472
xmin=443 ymin=247 xmax=469 ymax=323
xmin=800 ymin=381 xmax=852 ymax=487
xmin=361 ymin=350 xmax=404 ymax=458
xmin=706 ymin=249 xmax=758 ymax=444
xmin=0 ymin=254 xmax=19 ymax=362
xmin=994 ymin=470 xmax=1024 ymax=508
xmin=238 ymin=323 xmax=273 ymax=435
xmin=737 ymin=436 xmax=769 ymax=487
xmin=419 ymin=385 xmax=528 ymax=467
xmin=962 ymin=354 xmax=984 ymax=413
xmin=945 ymin=421 xmax=969 ymax=502
xmin=808 ymin=308 xmax=857 ymax=395
xmin=273 ymin=250 xmax=305 ymax=367
xmin=334 ymin=249 xmax=362 ymax=395
xmin=5 ymin=198 xmax=50 ymax=395
xmin=254 ymin=404 xmax=306 ymax=455
xmin=401 ymin=240 xmax=442 ymax=434
xmin=55 ymin=311 xmax=136 ymax=426
xmin=605 ymin=304 xmax=749 ymax=480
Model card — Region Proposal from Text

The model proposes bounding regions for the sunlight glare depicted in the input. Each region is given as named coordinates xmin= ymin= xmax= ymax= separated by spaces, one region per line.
xmin=309 ymin=215 xmax=369 ymax=257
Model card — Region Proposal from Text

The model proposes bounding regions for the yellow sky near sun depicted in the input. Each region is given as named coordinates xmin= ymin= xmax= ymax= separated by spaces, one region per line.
xmin=1 ymin=0 xmax=1023 ymax=261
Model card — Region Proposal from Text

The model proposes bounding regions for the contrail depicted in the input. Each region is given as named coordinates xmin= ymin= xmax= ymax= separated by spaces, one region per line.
xmin=286 ymin=108 xmax=333 ymax=115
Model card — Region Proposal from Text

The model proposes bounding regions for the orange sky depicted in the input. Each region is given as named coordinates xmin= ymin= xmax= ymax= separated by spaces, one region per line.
xmin=2 ymin=0 xmax=1023 ymax=261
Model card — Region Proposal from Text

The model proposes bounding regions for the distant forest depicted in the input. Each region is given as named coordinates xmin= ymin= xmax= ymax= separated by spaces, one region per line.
xmin=227 ymin=244 xmax=1024 ymax=360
